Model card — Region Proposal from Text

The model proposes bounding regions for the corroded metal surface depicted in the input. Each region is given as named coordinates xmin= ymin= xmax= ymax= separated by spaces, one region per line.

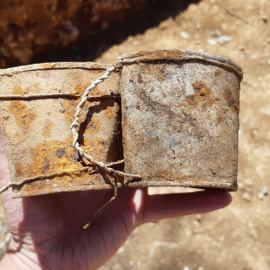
xmin=120 ymin=50 xmax=242 ymax=191
xmin=0 ymin=62 xmax=122 ymax=197
xmin=0 ymin=50 xmax=243 ymax=197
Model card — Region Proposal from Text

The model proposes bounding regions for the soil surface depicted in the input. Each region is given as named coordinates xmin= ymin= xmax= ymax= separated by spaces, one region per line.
xmin=1 ymin=0 xmax=270 ymax=269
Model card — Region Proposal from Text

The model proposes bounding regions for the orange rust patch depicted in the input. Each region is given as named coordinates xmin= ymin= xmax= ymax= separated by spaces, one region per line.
xmin=9 ymin=101 xmax=37 ymax=131
xmin=82 ymin=138 xmax=106 ymax=161
xmin=61 ymin=98 xmax=105 ymax=133
xmin=27 ymin=134 xmax=107 ymax=178
xmin=135 ymin=50 xmax=183 ymax=61
xmin=62 ymin=99 xmax=77 ymax=126
xmin=105 ymin=107 xmax=114 ymax=119
xmin=139 ymin=63 xmax=169 ymax=83
xmin=13 ymin=84 xmax=43 ymax=95
xmin=27 ymin=136 xmax=81 ymax=178
xmin=42 ymin=120 xmax=54 ymax=138
xmin=20 ymin=168 xmax=99 ymax=197
xmin=156 ymin=171 xmax=205 ymax=183
xmin=17 ymin=134 xmax=109 ymax=195
xmin=186 ymin=81 xmax=215 ymax=107
xmin=13 ymin=85 xmax=24 ymax=95
xmin=215 ymin=71 xmax=221 ymax=77
xmin=86 ymin=116 xmax=101 ymax=134
xmin=157 ymin=66 xmax=168 ymax=82
xmin=26 ymin=83 xmax=42 ymax=94
xmin=75 ymin=82 xmax=107 ymax=96
xmin=15 ymin=164 xmax=26 ymax=177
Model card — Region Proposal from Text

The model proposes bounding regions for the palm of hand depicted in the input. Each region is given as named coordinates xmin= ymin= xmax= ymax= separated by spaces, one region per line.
xmin=1 ymin=162 xmax=145 ymax=269
xmin=0 ymin=131 xmax=231 ymax=270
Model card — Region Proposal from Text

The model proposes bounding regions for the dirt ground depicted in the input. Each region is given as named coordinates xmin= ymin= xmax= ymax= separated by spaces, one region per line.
xmin=1 ymin=0 xmax=270 ymax=269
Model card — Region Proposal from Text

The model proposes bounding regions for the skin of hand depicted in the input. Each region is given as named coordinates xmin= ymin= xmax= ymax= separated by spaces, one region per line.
xmin=0 ymin=128 xmax=232 ymax=270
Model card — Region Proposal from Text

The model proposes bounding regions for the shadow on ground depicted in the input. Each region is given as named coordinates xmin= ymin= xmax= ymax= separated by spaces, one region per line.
xmin=32 ymin=0 xmax=200 ymax=64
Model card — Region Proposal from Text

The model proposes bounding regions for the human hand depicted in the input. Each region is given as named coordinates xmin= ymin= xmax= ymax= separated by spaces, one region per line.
xmin=0 ymin=128 xmax=231 ymax=270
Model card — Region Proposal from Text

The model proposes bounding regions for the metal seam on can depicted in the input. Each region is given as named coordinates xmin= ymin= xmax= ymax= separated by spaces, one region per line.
xmin=118 ymin=50 xmax=243 ymax=79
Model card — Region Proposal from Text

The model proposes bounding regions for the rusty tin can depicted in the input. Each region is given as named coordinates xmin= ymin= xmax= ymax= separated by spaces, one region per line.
xmin=0 ymin=62 xmax=122 ymax=197
xmin=119 ymin=50 xmax=243 ymax=191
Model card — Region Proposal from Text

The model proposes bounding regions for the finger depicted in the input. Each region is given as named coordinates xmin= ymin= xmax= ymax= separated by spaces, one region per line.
xmin=141 ymin=190 xmax=232 ymax=224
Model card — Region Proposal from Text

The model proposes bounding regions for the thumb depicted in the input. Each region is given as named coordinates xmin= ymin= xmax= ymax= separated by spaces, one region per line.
xmin=141 ymin=190 xmax=232 ymax=224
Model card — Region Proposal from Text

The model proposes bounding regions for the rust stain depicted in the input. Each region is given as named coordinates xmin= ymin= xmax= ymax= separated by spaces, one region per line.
xmin=223 ymin=91 xmax=239 ymax=112
xmin=156 ymin=171 xmax=205 ymax=183
xmin=13 ymin=85 xmax=24 ymax=95
xmin=215 ymin=71 xmax=221 ymax=77
xmin=75 ymin=84 xmax=89 ymax=96
xmin=26 ymin=136 xmax=107 ymax=178
xmin=135 ymin=50 xmax=183 ymax=61
xmin=61 ymin=99 xmax=105 ymax=133
xmin=137 ymin=74 xmax=144 ymax=84
xmin=13 ymin=84 xmax=43 ymax=95
xmin=15 ymin=133 xmax=110 ymax=195
xmin=186 ymin=81 xmax=215 ymax=107
xmin=27 ymin=136 xmax=80 ymax=178
xmin=88 ymin=64 xmax=108 ymax=70
xmin=105 ymin=107 xmax=114 ymax=119
xmin=26 ymin=83 xmax=42 ymax=94
xmin=86 ymin=116 xmax=101 ymax=134
xmin=15 ymin=164 xmax=26 ymax=177
xmin=75 ymin=82 xmax=107 ymax=96
xmin=9 ymin=101 xmax=37 ymax=131
xmin=21 ymin=168 xmax=96 ymax=197
xmin=157 ymin=66 xmax=168 ymax=82
xmin=62 ymin=99 xmax=77 ymax=126
xmin=42 ymin=120 xmax=54 ymax=138
xmin=82 ymin=138 xmax=106 ymax=161
xmin=138 ymin=63 xmax=169 ymax=84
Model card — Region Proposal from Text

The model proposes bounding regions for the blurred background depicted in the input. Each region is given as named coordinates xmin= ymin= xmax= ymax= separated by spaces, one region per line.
xmin=0 ymin=0 xmax=269 ymax=269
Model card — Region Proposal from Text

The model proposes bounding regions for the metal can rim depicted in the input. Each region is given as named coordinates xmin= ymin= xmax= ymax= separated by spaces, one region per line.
xmin=118 ymin=50 xmax=243 ymax=79
xmin=0 ymin=62 xmax=113 ymax=76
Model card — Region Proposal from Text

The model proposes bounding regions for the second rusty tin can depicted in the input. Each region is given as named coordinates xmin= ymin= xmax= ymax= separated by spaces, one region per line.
xmin=119 ymin=50 xmax=242 ymax=191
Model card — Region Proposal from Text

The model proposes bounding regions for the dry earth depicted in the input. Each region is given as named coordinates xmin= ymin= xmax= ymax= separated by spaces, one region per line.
xmin=1 ymin=0 xmax=270 ymax=269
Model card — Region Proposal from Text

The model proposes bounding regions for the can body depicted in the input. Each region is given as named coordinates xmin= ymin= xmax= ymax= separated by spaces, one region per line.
xmin=120 ymin=50 xmax=242 ymax=191
xmin=0 ymin=63 xmax=122 ymax=197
